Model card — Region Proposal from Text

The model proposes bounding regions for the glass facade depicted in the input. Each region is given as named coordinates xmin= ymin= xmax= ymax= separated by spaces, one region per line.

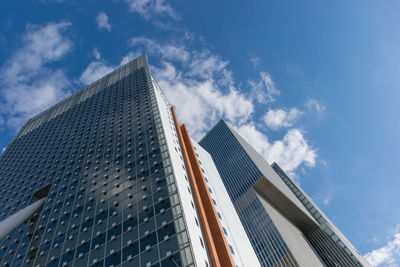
xmin=199 ymin=119 xmax=369 ymax=267
xmin=0 ymin=55 xmax=195 ymax=267
xmin=199 ymin=120 xmax=298 ymax=267
xmin=272 ymin=163 xmax=364 ymax=267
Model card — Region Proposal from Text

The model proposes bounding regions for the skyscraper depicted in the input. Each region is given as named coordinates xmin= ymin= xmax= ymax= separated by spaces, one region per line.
xmin=0 ymin=55 xmax=258 ymax=267
xmin=199 ymin=120 xmax=371 ymax=267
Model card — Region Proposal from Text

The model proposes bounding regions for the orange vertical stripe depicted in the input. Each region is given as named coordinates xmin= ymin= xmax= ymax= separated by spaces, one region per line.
xmin=171 ymin=107 xmax=234 ymax=267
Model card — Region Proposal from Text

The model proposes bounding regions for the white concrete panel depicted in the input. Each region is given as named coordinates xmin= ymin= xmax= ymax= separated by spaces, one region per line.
xmin=0 ymin=197 xmax=47 ymax=240
xmin=152 ymin=78 xmax=211 ymax=267
xmin=256 ymin=193 xmax=325 ymax=267
xmin=192 ymin=141 xmax=260 ymax=267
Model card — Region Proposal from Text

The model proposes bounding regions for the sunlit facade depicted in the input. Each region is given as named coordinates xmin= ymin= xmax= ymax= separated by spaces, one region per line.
xmin=0 ymin=55 xmax=258 ymax=267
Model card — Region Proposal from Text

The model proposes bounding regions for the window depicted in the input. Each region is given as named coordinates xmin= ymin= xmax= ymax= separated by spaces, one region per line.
xmin=223 ymin=227 xmax=228 ymax=236
xmin=229 ymin=245 xmax=235 ymax=255
xmin=199 ymin=237 xmax=204 ymax=248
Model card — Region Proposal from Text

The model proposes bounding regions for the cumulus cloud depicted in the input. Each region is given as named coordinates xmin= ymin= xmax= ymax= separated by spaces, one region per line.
xmin=96 ymin=12 xmax=112 ymax=32
xmin=263 ymin=108 xmax=304 ymax=130
xmin=120 ymin=51 xmax=137 ymax=65
xmin=0 ymin=21 xmax=72 ymax=130
xmin=306 ymin=98 xmax=326 ymax=113
xmin=250 ymin=55 xmax=260 ymax=67
xmin=126 ymin=36 xmax=317 ymax=174
xmin=249 ymin=71 xmax=280 ymax=103
xmin=261 ymin=72 xmax=280 ymax=101
xmin=323 ymin=194 xmax=332 ymax=205
xmin=365 ymin=226 xmax=400 ymax=266
xmin=122 ymin=0 xmax=178 ymax=20
xmin=79 ymin=48 xmax=139 ymax=85
xmin=80 ymin=61 xmax=114 ymax=85
xmin=93 ymin=47 xmax=101 ymax=60
xmin=158 ymin=68 xmax=253 ymax=138
xmin=128 ymin=37 xmax=254 ymax=138
xmin=129 ymin=37 xmax=190 ymax=62
xmin=79 ymin=48 xmax=113 ymax=85
xmin=236 ymin=123 xmax=316 ymax=174
xmin=78 ymin=36 xmax=317 ymax=175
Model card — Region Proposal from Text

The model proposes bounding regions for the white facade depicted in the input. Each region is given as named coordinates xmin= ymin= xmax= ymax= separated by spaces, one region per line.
xmin=256 ymin=194 xmax=324 ymax=267
xmin=152 ymin=77 xmax=211 ymax=267
xmin=192 ymin=141 xmax=260 ymax=267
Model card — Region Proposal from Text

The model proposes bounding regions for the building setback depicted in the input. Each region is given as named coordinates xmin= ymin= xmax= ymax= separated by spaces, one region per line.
xmin=199 ymin=120 xmax=371 ymax=267
xmin=0 ymin=55 xmax=259 ymax=267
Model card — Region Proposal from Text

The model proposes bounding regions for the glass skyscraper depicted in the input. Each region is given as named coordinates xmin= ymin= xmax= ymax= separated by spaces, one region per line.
xmin=0 ymin=55 xmax=259 ymax=267
xmin=200 ymin=120 xmax=371 ymax=267
xmin=271 ymin=163 xmax=369 ymax=267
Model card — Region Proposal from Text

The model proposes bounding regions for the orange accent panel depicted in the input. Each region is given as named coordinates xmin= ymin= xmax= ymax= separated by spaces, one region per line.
xmin=171 ymin=107 xmax=234 ymax=267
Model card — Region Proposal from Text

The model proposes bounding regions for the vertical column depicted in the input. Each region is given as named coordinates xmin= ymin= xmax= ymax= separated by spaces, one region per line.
xmin=171 ymin=107 xmax=234 ymax=267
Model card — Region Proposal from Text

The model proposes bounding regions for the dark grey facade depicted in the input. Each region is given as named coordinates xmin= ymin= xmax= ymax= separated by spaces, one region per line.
xmin=0 ymin=55 xmax=195 ymax=267
xmin=199 ymin=120 xmax=370 ymax=267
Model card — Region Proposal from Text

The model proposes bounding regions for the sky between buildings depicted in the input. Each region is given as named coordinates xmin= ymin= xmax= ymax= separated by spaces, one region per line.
xmin=0 ymin=1 xmax=399 ymax=266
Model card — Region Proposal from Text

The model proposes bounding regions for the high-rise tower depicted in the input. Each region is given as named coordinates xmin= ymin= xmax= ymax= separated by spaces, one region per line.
xmin=0 ymin=55 xmax=259 ymax=267
xmin=199 ymin=120 xmax=371 ymax=267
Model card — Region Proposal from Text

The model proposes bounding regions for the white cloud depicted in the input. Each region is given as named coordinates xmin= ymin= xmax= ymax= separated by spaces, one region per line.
xmin=129 ymin=37 xmax=190 ymax=62
xmin=323 ymin=194 xmax=332 ymax=205
xmin=236 ymin=123 xmax=316 ymax=175
xmin=365 ymin=225 xmax=400 ymax=267
xmin=263 ymin=108 xmax=303 ymax=130
xmin=0 ymin=21 xmax=72 ymax=130
xmin=2 ymin=21 xmax=72 ymax=84
xmin=261 ymin=72 xmax=280 ymax=101
xmin=79 ymin=61 xmax=114 ymax=85
xmin=123 ymin=0 xmax=178 ymax=20
xmin=153 ymin=62 xmax=252 ymax=138
xmin=320 ymin=159 xmax=329 ymax=167
xmin=80 ymin=36 xmax=317 ymax=175
xmin=120 ymin=51 xmax=137 ymax=65
xmin=80 ymin=48 xmax=114 ymax=85
xmin=249 ymin=71 xmax=280 ymax=103
xmin=96 ymin=12 xmax=111 ymax=32
xmin=159 ymin=74 xmax=254 ymax=138
xmin=306 ymin=98 xmax=326 ymax=113
xmin=129 ymin=37 xmax=254 ymax=138
xmin=127 ymin=37 xmax=317 ymax=174
xmin=250 ymin=55 xmax=260 ymax=67
xmin=93 ymin=47 xmax=101 ymax=60
xmin=79 ymin=49 xmax=140 ymax=85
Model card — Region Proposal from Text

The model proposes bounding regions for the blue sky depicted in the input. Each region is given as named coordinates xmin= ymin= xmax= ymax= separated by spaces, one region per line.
xmin=1 ymin=0 xmax=400 ymax=265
